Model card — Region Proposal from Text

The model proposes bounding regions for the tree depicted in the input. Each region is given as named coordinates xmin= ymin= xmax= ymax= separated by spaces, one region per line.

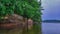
xmin=0 ymin=0 xmax=41 ymax=34
xmin=0 ymin=0 xmax=41 ymax=23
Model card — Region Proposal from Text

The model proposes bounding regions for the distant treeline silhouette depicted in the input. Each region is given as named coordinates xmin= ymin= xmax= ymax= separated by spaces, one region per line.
xmin=42 ymin=20 xmax=60 ymax=23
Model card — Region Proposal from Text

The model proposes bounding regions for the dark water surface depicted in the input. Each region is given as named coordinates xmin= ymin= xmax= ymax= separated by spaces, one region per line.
xmin=42 ymin=23 xmax=60 ymax=34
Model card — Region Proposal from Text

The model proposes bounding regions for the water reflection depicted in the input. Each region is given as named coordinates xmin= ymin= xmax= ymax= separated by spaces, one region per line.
xmin=42 ymin=23 xmax=60 ymax=34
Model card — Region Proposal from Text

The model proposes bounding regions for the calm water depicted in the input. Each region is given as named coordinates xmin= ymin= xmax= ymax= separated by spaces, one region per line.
xmin=42 ymin=23 xmax=60 ymax=34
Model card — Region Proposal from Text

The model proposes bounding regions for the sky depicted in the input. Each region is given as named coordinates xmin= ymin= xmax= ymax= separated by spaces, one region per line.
xmin=41 ymin=0 xmax=60 ymax=20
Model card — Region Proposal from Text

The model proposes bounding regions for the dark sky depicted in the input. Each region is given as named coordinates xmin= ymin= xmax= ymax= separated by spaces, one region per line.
xmin=41 ymin=0 xmax=60 ymax=20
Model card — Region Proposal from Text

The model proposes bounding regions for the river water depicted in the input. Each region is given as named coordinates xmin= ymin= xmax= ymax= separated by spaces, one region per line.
xmin=42 ymin=23 xmax=60 ymax=34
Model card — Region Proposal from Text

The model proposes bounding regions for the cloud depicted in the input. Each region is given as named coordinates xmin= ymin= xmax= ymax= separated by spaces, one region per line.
xmin=42 ymin=0 xmax=60 ymax=20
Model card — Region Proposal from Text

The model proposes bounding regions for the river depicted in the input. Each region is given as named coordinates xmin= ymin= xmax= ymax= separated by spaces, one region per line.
xmin=42 ymin=23 xmax=60 ymax=34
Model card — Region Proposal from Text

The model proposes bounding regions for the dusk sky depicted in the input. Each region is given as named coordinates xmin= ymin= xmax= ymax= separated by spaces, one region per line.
xmin=41 ymin=0 xmax=60 ymax=20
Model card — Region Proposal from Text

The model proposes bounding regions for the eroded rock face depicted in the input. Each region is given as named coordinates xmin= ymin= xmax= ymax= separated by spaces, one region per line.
xmin=0 ymin=14 xmax=24 ymax=29
xmin=0 ymin=14 xmax=33 ymax=30
xmin=0 ymin=14 xmax=34 ymax=34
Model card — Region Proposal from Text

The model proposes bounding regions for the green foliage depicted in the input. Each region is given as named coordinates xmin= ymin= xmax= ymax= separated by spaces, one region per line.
xmin=0 ymin=0 xmax=15 ymax=19
xmin=0 ymin=0 xmax=41 ymax=34
xmin=0 ymin=0 xmax=41 ymax=22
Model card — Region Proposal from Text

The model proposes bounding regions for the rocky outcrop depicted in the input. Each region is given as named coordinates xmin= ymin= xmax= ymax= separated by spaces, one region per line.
xmin=0 ymin=14 xmax=34 ymax=34
xmin=0 ymin=14 xmax=33 ymax=30
xmin=0 ymin=14 xmax=25 ymax=29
